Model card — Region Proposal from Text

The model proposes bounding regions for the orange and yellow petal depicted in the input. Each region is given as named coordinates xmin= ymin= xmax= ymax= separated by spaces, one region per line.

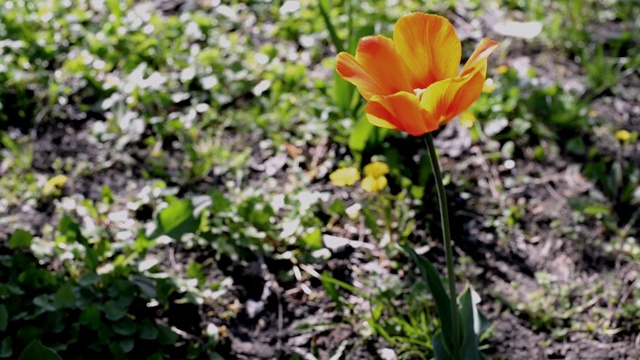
xmin=419 ymin=69 xmax=486 ymax=126
xmin=459 ymin=38 xmax=500 ymax=78
xmin=365 ymin=92 xmax=439 ymax=136
xmin=336 ymin=36 xmax=412 ymax=101
xmin=393 ymin=13 xmax=461 ymax=89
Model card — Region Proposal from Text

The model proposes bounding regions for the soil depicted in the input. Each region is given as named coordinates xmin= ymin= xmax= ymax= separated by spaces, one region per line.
xmin=2 ymin=3 xmax=640 ymax=360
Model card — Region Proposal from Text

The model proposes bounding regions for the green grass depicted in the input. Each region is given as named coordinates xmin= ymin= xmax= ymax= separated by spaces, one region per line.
xmin=0 ymin=0 xmax=639 ymax=358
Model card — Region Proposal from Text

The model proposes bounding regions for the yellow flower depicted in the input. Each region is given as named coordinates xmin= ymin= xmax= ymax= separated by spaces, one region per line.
xmin=361 ymin=175 xmax=388 ymax=192
xmin=43 ymin=175 xmax=68 ymax=195
xmin=616 ymin=130 xmax=632 ymax=142
xmin=482 ymin=78 xmax=496 ymax=93
xmin=459 ymin=111 xmax=476 ymax=128
xmin=363 ymin=161 xmax=390 ymax=178
xmin=496 ymin=65 xmax=509 ymax=74
xmin=329 ymin=167 xmax=360 ymax=186
xmin=588 ymin=109 xmax=599 ymax=117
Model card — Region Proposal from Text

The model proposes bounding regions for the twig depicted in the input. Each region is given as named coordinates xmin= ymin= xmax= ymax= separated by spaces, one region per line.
xmin=609 ymin=276 xmax=637 ymax=330
xmin=472 ymin=146 xmax=502 ymax=199
xmin=276 ymin=289 xmax=283 ymax=353
xmin=168 ymin=246 xmax=179 ymax=271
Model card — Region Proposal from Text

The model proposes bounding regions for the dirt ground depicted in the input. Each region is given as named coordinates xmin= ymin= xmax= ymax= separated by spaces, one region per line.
xmin=2 ymin=2 xmax=640 ymax=359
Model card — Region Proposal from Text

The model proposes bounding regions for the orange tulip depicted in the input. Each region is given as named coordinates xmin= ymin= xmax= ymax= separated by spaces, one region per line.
xmin=336 ymin=13 xmax=499 ymax=136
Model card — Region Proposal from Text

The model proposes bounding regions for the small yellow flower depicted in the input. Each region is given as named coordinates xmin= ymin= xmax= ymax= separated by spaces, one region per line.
xmin=43 ymin=175 xmax=68 ymax=195
xmin=329 ymin=167 xmax=360 ymax=186
xmin=459 ymin=111 xmax=476 ymax=128
xmin=616 ymin=130 xmax=632 ymax=142
xmin=482 ymin=78 xmax=496 ymax=93
xmin=496 ymin=65 xmax=509 ymax=74
xmin=588 ymin=109 xmax=599 ymax=117
xmin=361 ymin=175 xmax=388 ymax=192
xmin=363 ymin=161 xmax=390 ymax=178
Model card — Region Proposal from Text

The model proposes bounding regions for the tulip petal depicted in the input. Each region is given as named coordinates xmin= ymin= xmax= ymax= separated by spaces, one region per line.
xmin=365 ymin=92 xmax=439 ymax=136
xmin=393 ymin=13 xmax=461 ymax=89
xmin=336 ymin=36 xmax=413 ymax=101
xmin=460 ymin=38 xmax=500 ymax=77
xmin=419 ymin=69 xmax=486 ymax=126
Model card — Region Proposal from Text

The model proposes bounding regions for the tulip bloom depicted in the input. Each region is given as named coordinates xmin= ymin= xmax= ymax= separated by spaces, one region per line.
xmin=336 ymin=13 xmax=499 ymax=136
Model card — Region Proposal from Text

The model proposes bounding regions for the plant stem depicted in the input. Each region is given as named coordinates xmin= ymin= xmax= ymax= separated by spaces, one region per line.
xmin=424 ymin=133 xmax=459 ymax=355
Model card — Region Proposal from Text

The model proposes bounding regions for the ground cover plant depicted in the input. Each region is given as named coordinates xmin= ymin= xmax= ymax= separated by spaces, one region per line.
xmin=1 ymin=0 xmax=639 ymax=359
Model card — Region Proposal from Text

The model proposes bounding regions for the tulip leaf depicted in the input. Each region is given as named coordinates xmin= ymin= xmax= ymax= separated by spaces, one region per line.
xmin=432 ymin=332 xmax=454 ymax=360
xmin=348 ymin=25 xmax=375 ymax=54
xmin=459 ymin=286 xmax=490 ymax=360
xmin=404 ymin=245 xmax=455 ymax=354
xmin=333 ymin=72 xmax=354 ymax=111
xmin=348 ymin=115 xmax=375 ymax=155
xmin=318 ymin=0 xmax=345 ymax=53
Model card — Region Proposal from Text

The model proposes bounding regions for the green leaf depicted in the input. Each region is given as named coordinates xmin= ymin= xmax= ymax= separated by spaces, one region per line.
xmin=57 ymin=215 xmax=87 ymax=245
xmin=318 ymin=0 xmax=344 ymax=53
xmin=432 ymin=332 xmax=454 ymax=360
xmin=333 ymin=73 xmax=354 ymax=111
xmin=33 ymin=295 xmax=56 ymax=312
xmin=151 ymin=199 xmax=199 ymax=240
xmin=85 ymin=247 xmax=99 ymax=271
xmin=348 ymin=115 xmax=375 ymax=155
xmin=0 ymin=305 xmax=7 ymax=331
xmin=105 ymin=0 xmax=122 ymax=26
xmin=566 ymin=137 xmax=586 ymax=155
xmin=119 ymin=338 xmax=134 ymax=353
xmin=405 ymin=246 xmax=455 ymax=354
xmin=459 ymin=287 xmax=490 ymax=360
xmin=113 ymin=318 xmax=137 ymax=336
xmin=79 ymin=304 xmax=102 ymax=329
xmin=139 ymin=319 xmax=159 ymax=340
xmin=101 ymin=185 xmax=114 ymax=204
xmin=104 ymin=300 xmax=127 ymax=321
xmin=54 ymin=285 xmax=76 ymax=309
xmin=130 ymin=275 xmax=157 ymax=298
xmin=301 ymin=227 xmax=322 ymax=249
xmin=157 ymin=325 xmax=178 ymax=345
xmin=321 ymin=270 xmax=342 ymax=309
xmin=79 ymin=272 xmax=101 ymax=287
xmin=18 ymin=341 xmax=61 ymax=360
xmin=209 ymin=189 xmax=231 ymax=213
xmin=0 ymin=337 xmax=12 ymax=358
xmin=329 ymin=199 xmax=346 ymax=216
xmin=16 ymin=327 xmax=42 ymax=344
xmin=9 ymin=229 xmax=32 ymax=249
xmin=186 ymin=261 xmax=206 ymax=286
xmin=109 ymin=342 xmax=126 ymax=358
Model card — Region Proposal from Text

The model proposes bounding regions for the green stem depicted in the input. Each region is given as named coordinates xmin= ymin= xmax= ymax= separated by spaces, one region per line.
xmin=424 ymin=133 xmax=459 ymax=355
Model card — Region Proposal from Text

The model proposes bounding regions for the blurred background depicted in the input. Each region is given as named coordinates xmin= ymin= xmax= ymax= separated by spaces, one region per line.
xmin=0 ymin=0 xmax=638 ymax=359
